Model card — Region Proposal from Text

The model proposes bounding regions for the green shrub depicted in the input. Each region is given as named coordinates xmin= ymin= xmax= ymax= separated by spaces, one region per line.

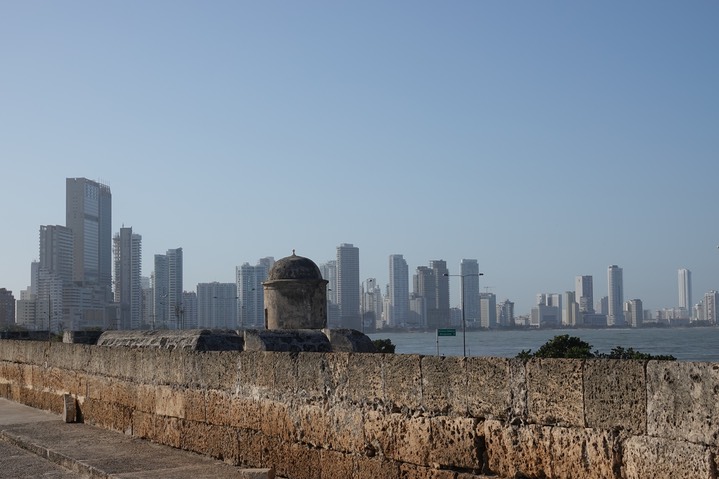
xmin=517 ymin=334 xmax=675 ymax=360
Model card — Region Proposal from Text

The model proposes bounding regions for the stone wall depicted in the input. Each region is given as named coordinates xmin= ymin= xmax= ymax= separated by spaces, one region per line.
xmin=0 ymin=339 xmax=717 ymax=478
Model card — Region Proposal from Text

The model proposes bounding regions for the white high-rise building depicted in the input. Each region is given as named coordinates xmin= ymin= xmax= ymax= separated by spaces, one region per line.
xmin=625 ymin=299 xmax=643 ymax=328
xmin=37 ymin=225 xmax=74 ymax=332
xmin=337 ymin=244 xmax=360 ymax=329
xmin=607 ymin=265 xmax=625 ymax=326
xmin=563 ymin=291 xmax=579 ymax=326
xmin=678 ymin=268 xmax=692 ymax=313
xmin=319 ymin=261 xmax=337 ymax=305
xmin=460 ymin=259 xmax=481 ymax=327
xmin=704 ymin=291 xmax=719 ymax=324
xmin=197 ymin=282 xmax=237 ymax=329
xmin=408 ymin=294 xmax=426 ymax=329
xmin=413 ymin=266 xmax=437 ymax=328
xmin=237 ymin=261 xmax=270 ymax=329
xmin=319 ymin=260 xmax=339 ymax=327
xmin=182 ymin=291 xmax=197 ymax=329
xmin=362 ymin=278 xmax=382 ymax=331
xmin=480 ymin=292 xmax=497 ymax=329
xmin=388 ymin=255 xmax=409 ymax=328
xmin=113 ymin=227 xmax=142 ymax=329
xmin=153 ymin=248 xmax=183 ymax=329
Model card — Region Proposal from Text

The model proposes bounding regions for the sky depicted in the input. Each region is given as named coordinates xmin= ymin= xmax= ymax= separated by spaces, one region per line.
xmin=1 ymin=1 xmax=718 ymax=316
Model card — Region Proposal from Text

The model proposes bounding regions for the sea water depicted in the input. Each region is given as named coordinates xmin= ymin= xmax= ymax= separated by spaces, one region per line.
xmin=368 ymin=327 xmax=719 ymax=362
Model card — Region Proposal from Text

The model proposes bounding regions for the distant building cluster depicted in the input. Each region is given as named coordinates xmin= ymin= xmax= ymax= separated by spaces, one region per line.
xmin=319 ymin=254 xmax=513 ymax=332
xmin=525 ymin=266 xmax=717 ymax=329
xmin=6 ymin=177 xmax=275 ymax=332
xmin=1 ymin=178 xmax=717 ymax=333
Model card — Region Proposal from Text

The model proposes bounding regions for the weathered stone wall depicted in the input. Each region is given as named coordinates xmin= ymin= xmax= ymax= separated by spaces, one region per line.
xmin=0 ymin=339 xmax=717 ymax=478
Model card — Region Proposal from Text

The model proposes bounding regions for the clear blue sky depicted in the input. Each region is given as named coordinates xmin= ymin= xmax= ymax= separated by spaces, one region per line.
xmin=1 ymin=1 xmax=717 ymax=315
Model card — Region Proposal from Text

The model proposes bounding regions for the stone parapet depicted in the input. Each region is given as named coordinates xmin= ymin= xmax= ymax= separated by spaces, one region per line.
xmin=96 ymin=329 xmax=244 ymax=351
xmin=243 ymin=329 xmax=331 ymax=352
xmin=62 ymin=330 xmax=104 ymax=345
xmin=0 ymin=339 xmax=717 ymax=478
xmin=322 ymin=328 xmax=376 ymax=353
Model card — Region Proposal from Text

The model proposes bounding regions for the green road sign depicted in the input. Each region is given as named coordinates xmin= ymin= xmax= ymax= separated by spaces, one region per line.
xmin=437 ymin=328 xmax=456 ymax=337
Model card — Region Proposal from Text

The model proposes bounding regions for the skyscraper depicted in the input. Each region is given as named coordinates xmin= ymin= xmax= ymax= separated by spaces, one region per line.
xmin=678 ymin=268 xmax=692 ymax=313
xmin=237 ymin=260 xmax=271 ymax=329
xmin=704 ymin=291 xmax=719 ymax=324
xmin=430 ymin=260 xmax=450 ymax=327
xmin=319 ymin=260 xmax=339 ymax=327
xmin=480 ymin=292 xmax=497 ymax=329
xmin=153 ymin=248 xmax=183 ymax=329
xmin=388 ymin=255 xmax=409 ymax=328
xmin=113 ymin=227 xmax=142 ymax=329
xmin=625 ymin=299 xmax=643 ymax=328
xmin=563 ymin=291 xmax=579 ymax=326
xmin=0 ymin=288 xmax=15 ymax=329
xmin=362 ymin=278 xmax=382 ymax=331
xmin=607 ymin=265 xmax=625 ymax=326
xmin=197 ymin=282 xmax=237 ymax=329
xmin=336 ymin=244 xmax=360 ymax=329
xmin=414 ymin=266 xmax=437 ymax=328
xmin=460 ymin=259 xmax=481 ymax=326
xmin=38 ymin=225 xmax=74 ymax=331
xmin=575 ymin=275 xmax=594 ymax=314
xmin=182 ymin=291 xmax=198 ymax=329
xmin=498 ymin=299 xmax=514 ymax=327
xmin=66 ymin=178 xmax=112 ymax=288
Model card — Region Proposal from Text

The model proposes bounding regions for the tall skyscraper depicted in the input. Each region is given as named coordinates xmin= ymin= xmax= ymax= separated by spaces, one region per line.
xmin=182 ymin=291 xmax=198 ymax=329
xmin=39 ymin=225 xmax=74 ymax=283
xmin=113 ymin=227 xmax=142 ymax=329
xmin=480 ymin=292 xmax=497 ymax=329
xmin=66 ymin=178 xmax=112 ymax=288
xmin=319 ymin=260 xmax=339 ymax=326
xmin=362 ymin=278 xmax=382 ymax=331
xmin=237 ymin=260 xmax=270 ymax=329
xmin=678 ymin=268 xmax=692 ymax=312
xmin=625 ymin=299 xmax=643 ymax=328
xmin=153 ymin=248 xmax=183 ymax=329
xmin=197 ymin=282 xmax=237 ymax=329
xmin=414 ymin=266 xmax=437 ymax=328
xmin=563 ymin=291 xmax=579 ymax=326
xmin=388 ymin=255 xmax=409 ymax=328
xmin=575 ymin=275 xmax=594 ymax=314
xmin=38 ymin=225 xmax=74 ymax=331
xmin=408 ymin=293 xmax=426 ymax=328
xmin=460 ymin=259 xmax=481 ymax=326
xmin=430 ymin=260 xmax=450 ymax=327
xmin=498 ymin=299 xmax=514 ymax=327
xmin=0 ymin=288 xmax=15 ymax=329
xmin=336 ymin=244 xmax=360 ymax=329
xmin=607 ymin=265 xmax=625 ymax=326
xmin=704 ymin=291 xmax=719 ymax=324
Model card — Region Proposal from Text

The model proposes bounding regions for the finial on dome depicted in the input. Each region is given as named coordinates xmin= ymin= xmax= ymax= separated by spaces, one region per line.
xmin=292 ymin=249 xmax=296 ymax=256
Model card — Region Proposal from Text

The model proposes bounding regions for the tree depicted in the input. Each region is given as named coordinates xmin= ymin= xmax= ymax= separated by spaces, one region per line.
xmin=597 ymin=346 xmax=675 ymax=361
xmin=517 ymin=335 xmax=675 ymax=360
xmin=372 ymin=338 xmax=396 ymax=353
xmin=520 ymin=334 xmax=594 ymax=359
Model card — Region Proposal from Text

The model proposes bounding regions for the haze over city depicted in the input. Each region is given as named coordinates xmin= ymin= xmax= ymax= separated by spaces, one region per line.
xmin=1 ymin=2 xmax=718 ymax=316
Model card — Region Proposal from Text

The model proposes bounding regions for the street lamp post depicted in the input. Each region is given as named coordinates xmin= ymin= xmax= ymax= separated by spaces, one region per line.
xmin=444 ymin=272 xmax=484 ymax=357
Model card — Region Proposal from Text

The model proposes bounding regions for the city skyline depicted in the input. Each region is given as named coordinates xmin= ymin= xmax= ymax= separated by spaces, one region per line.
xmin=5 ymin=181 xmax=716 ymax=318
xmin=1 ymin=3 xmax=718 ymax=316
